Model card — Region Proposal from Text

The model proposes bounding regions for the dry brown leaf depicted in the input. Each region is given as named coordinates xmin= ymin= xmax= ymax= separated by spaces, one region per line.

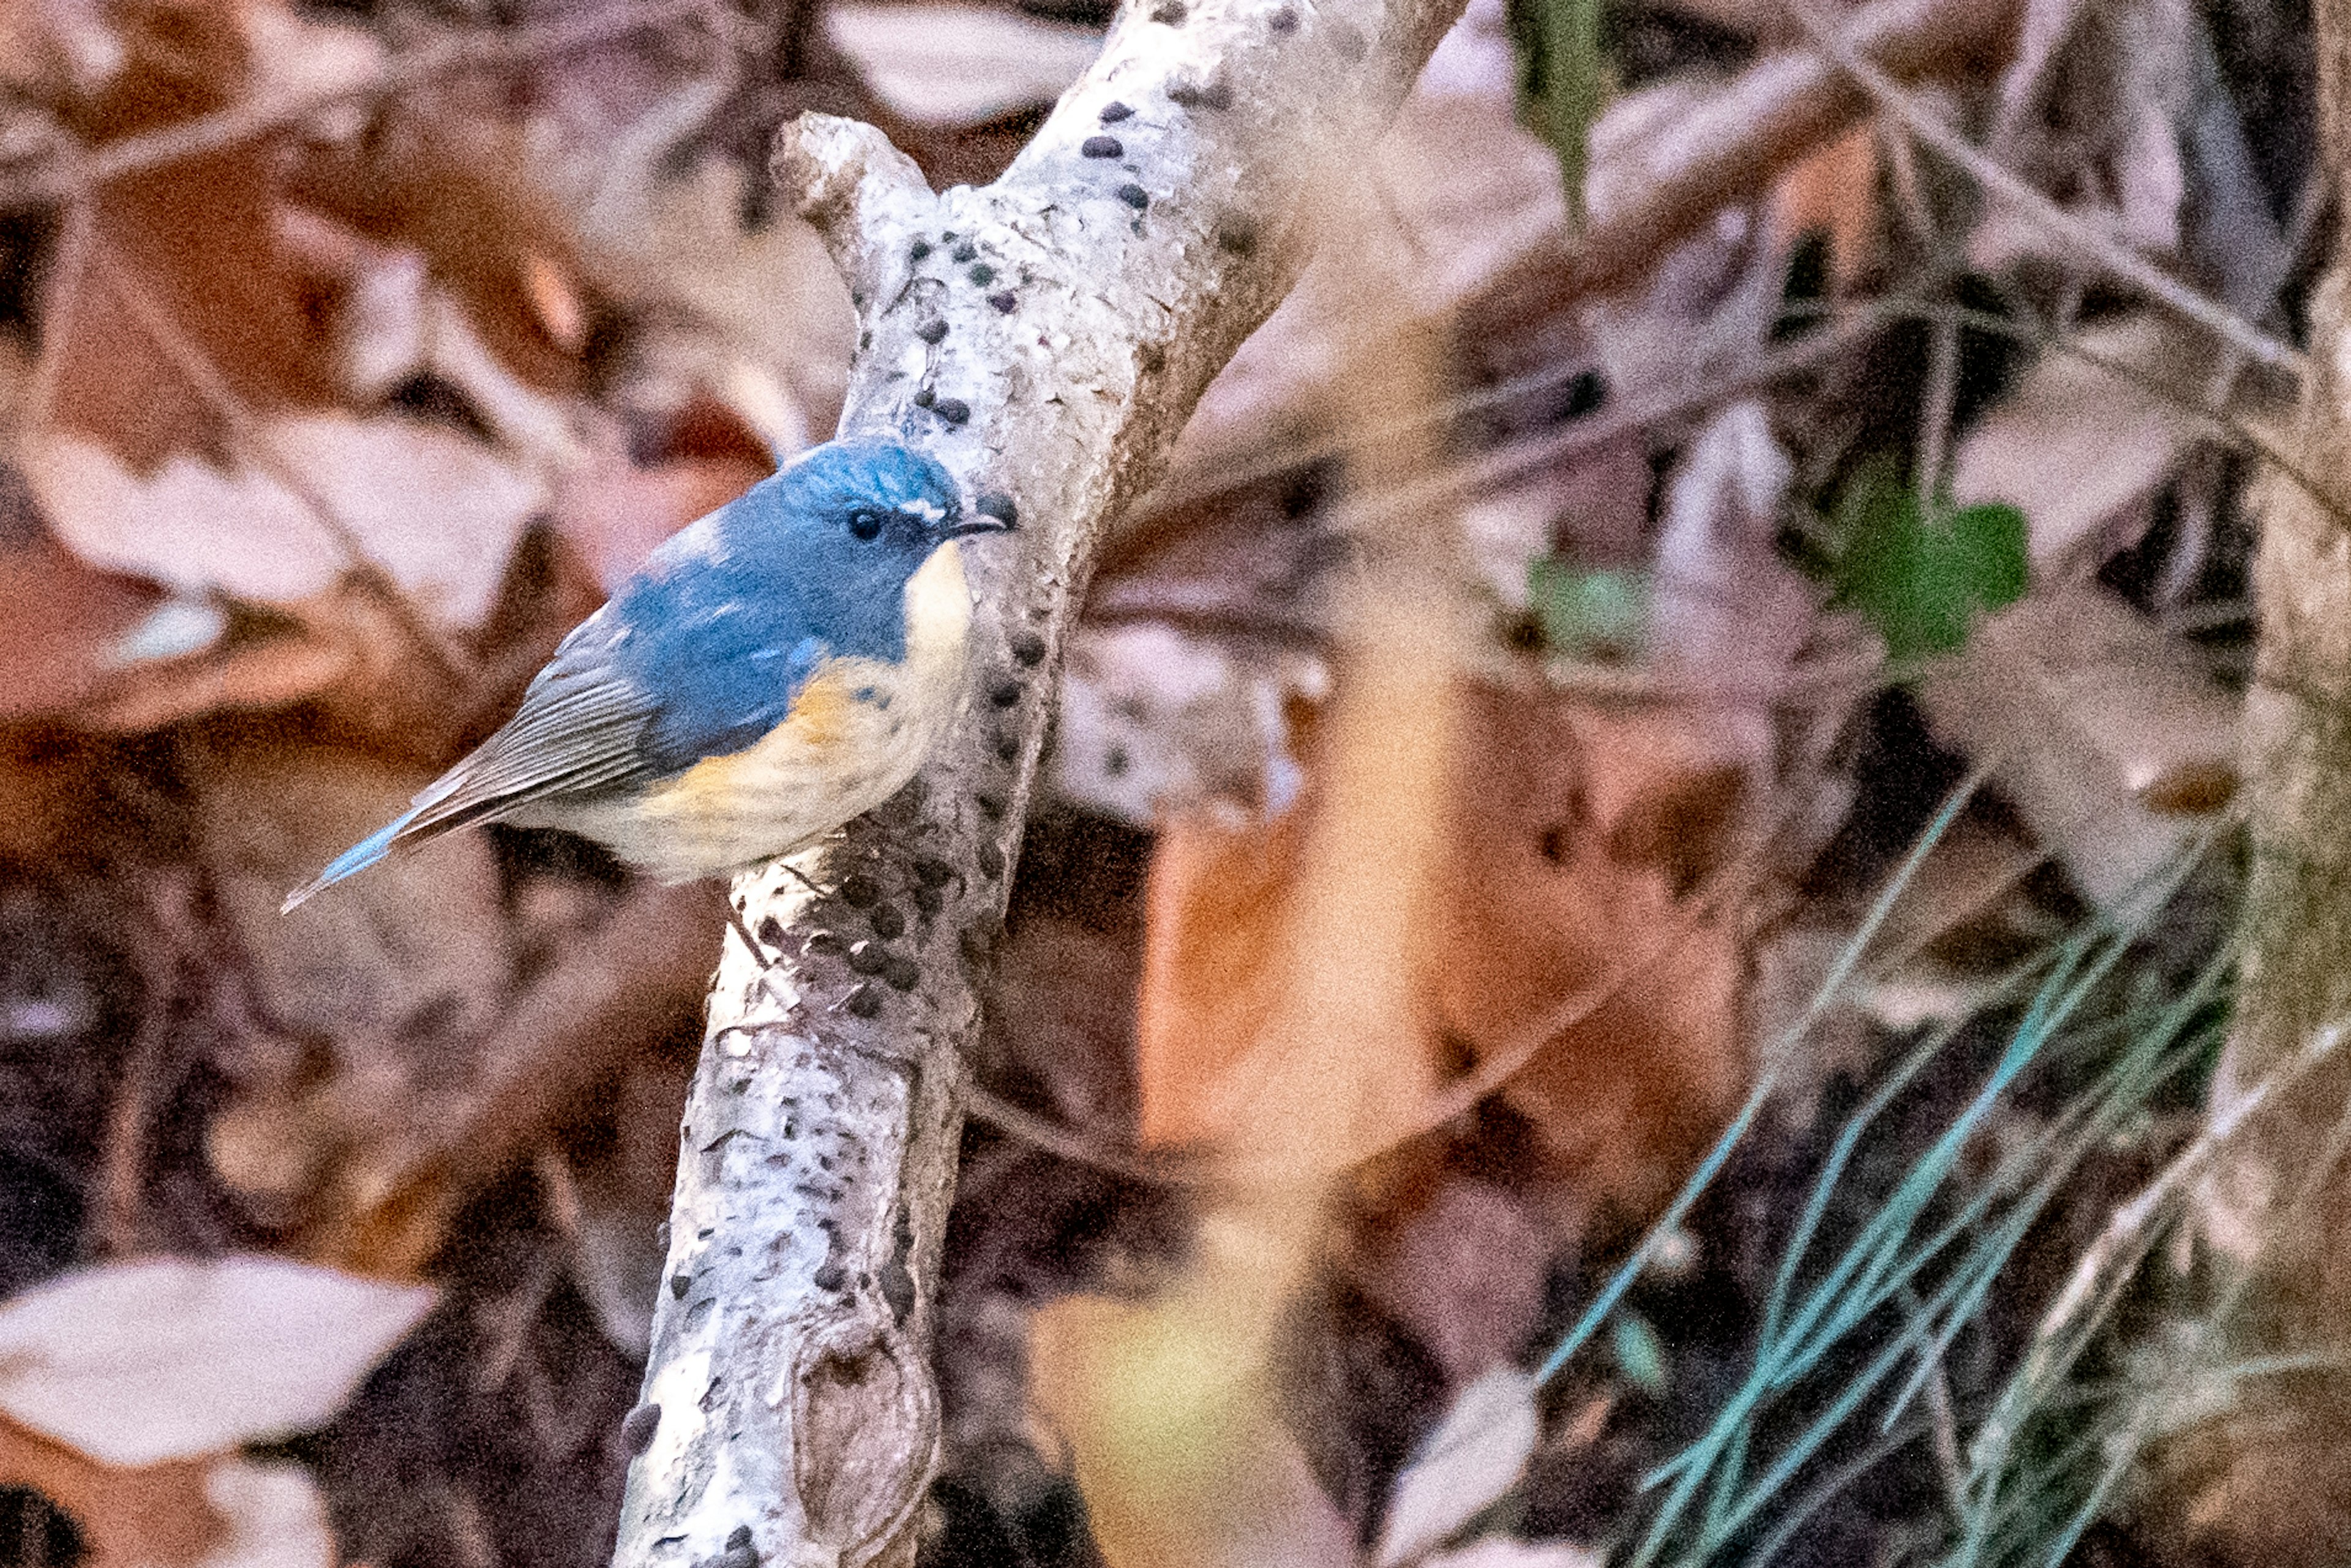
xmin=1137 ymin=680 xmax=1751 ymax=1214
xmin=1338 ymin=1158 xmax=1560 ymax=1389
xmin=0 ymin=513 xmax=166 ymax=722
xmin=0 ymin=1416 xmax=225 ymax=1568
xmin=1768 ymin=121 xmax=1881 ymax=293
xmin=26 ymin=413 xmax=548 ymax=630
xmin=195 ymin=736 xmax=515 ymax=1240
xmin=552 ymin=413 xmax=770 ymax=594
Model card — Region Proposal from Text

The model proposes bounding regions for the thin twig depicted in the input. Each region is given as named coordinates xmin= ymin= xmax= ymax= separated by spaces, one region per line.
xmin=1786 ymin=0 xmax=2306 ymax=377
xmin=0 ymin=0 xmax=721 ymax=208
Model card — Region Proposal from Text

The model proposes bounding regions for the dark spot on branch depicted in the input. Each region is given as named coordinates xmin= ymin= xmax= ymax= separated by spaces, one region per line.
xmin=1117 ymin=182 xmax=1150 ymax=209
xmin=974 ymin=792 xmax=1004 ymax=819
xmin=1138 ymin=342 xmax=1167 ymax=372
xmin=1216 ymin=218 xmax=1258 ymax=254
xmin=915 ymin=318 xmax=949 ymax=343
xmin=913 ymin=386 xmax=935 ymax=408
xmin=1082 ymin=135 xmax=1124 ymax=158
xmin=914 ymin=857 xmax=955 ymax=886
xmin=968 ymin=263 xmax=996 ymax=285
xmin=1169 ymin=80 xmax=1230 ymax=109
xmin=934 ymin=397 xmax=971 ymax=424
xmin=758 ymin=915 xmax=786 ymax=945
xmin=909 ymin=239 xmax=932 ymax=261
xmin=991 ymin=677 xmax=1023 ymax=708
xmin=882 ymin=1209 xmax=917 ymax=1324
xmin=840 ymin=873 xmax=881 ymax=906
xmin=988 ymin=290 xmax=1018 ymax=312
xmin=1270 ymin=4 xmax=1297 ymax=28
xmin=977 ymin=842 xmax=1007 ymax=880
xmin=868 ymin=902 xmax=906 ymax=939
xmin=883 ymin=954 xmax=921 ymax=991
xmin=622 ymin=1403 xmax=662 ymax=1455
xmin=670 ymin=1273 xmax=691 ymax=1299
xmin=1151 ymin=0 xmax=1186 ymax=21
xmin=994 ymin=731 xmax=1020 ymax=762
xmin=1100 ymin=100 xmax=1134 ymax=121
xmin=912 ymin=884 xmax=943 ymax=915
xmin=847 ymin=942 xmax=888 ymax=975
xmin=812 ymin=1262 xmax=847 ymax=1292
xmin=951 ymin=240 xmax=978 ymax=262
xmin=844 ymin=984 xmax=882 ymax=1017
xmin=1011 ymin=630 xmax=1048 ymax=665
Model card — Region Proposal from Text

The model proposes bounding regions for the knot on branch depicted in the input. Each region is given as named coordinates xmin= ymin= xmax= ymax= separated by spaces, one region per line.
xmin=772 ymin=114 xmax=939 ymax=310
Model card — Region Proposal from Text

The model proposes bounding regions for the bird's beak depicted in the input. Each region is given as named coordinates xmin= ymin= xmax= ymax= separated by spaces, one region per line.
xmin=948 ymin=514 xmax=1013 ymax=538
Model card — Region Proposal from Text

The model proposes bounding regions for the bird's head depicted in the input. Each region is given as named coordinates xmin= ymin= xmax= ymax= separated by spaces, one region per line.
xmin=784 ymin=438 xmax=1009 ymax=561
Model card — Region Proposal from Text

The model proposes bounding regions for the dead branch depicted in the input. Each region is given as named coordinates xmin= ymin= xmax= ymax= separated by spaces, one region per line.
xmin=609 ymin=0 xmax=1470 ymax=1560
xmin=1492 ymin=0 xmax=2022 ymax=317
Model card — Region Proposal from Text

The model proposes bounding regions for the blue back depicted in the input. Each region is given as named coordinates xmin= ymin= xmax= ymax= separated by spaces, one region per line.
xmin=602 ymin=440 xmax=962 ymax=773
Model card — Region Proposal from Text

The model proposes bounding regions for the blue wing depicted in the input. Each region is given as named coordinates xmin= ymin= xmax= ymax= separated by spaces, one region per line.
xmin=285 ymin=469 xmax=872 ymax=910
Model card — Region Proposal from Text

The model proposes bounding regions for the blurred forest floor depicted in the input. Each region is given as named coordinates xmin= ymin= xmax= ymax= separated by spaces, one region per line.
xmin=0 ymin=0 xmax=2317 ymax=1561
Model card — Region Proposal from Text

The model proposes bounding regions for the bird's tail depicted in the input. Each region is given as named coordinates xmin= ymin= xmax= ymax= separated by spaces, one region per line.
xmin=280 ymin=811 xmax=416 ymax=913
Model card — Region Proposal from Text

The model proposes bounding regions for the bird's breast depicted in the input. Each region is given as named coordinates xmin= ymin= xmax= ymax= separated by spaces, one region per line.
xmin=594 ymin=541 xmax=976 ymax=879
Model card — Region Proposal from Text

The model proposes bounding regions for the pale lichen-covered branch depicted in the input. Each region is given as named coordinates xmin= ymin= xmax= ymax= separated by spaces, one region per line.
xmin=609 ymin=0 xmax=1467 ymax=1562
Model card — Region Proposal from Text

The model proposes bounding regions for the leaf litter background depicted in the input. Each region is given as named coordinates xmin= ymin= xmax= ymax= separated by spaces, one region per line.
xmin=0 ymin=0 xmax=2310 ymax=1561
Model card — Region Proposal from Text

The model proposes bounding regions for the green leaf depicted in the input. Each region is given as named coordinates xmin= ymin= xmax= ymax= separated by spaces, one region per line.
xmin=1612 ymin=1312 xmax=1670 ymax=1395
xmin=1824 ymin=459 xmax=2029 ymax=662
xmin=1528 ymin=557 xmax=1649 ymax=661
xmin=1504 ymin=0 xmax=1608 ymax=226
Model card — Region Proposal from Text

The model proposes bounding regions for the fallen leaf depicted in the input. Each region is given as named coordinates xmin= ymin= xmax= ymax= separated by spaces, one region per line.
xmin=1769 ymin=121 xmax=1881 ymax=292
xmin=188 ymin=1460 xmax=334 ymax=1568
xmin=25 ymin=412 xmax=547 ymax=632
xmin=1375 ymin=1366 xmax=1540 ymax=1567
xmin=824 ymin=4 xmax=1103 ymax=126
xmin=1946 ymin=315 xmax=2208 ymax=578
xmin=1916 ymin=583 xmax=2238 ymax=914
xmin=0 ymin=1415 xmax=224 ymax=1568
xmin=1138 ymin=678 xmax=1753 ymax=1213
xmin=0 ymin=507 xmax=166 ymax=722
xmin=0 ymin=1255 xmax=434 ymax=1466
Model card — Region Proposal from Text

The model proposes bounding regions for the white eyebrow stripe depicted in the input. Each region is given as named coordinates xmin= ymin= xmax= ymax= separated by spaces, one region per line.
xmin=899 ymin=499 xmax=947 ymax=523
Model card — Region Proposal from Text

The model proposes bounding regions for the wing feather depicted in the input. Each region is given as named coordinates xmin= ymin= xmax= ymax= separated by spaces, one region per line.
xmin=283 ymin=634 xmax=662 ymax=909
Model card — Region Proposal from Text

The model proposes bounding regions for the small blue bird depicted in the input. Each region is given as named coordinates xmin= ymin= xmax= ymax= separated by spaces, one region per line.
xmin=283 ymin=438 xmax=1010 ymax=910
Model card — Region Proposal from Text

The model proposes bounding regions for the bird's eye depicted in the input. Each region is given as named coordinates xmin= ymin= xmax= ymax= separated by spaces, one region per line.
xmin=847 ymin=509 xmax=882 ymax=541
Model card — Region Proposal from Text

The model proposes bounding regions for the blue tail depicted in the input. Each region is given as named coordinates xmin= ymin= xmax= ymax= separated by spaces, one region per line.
xmin=280 ymin=812 xmax=413 ymax=912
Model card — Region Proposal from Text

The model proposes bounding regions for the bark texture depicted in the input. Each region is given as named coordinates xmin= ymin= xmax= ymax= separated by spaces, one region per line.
xmin=2203 ymin=0 xmax=2351 ymax=1553
xmin=609 ymin=1 xmax=1466 ymax=1562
